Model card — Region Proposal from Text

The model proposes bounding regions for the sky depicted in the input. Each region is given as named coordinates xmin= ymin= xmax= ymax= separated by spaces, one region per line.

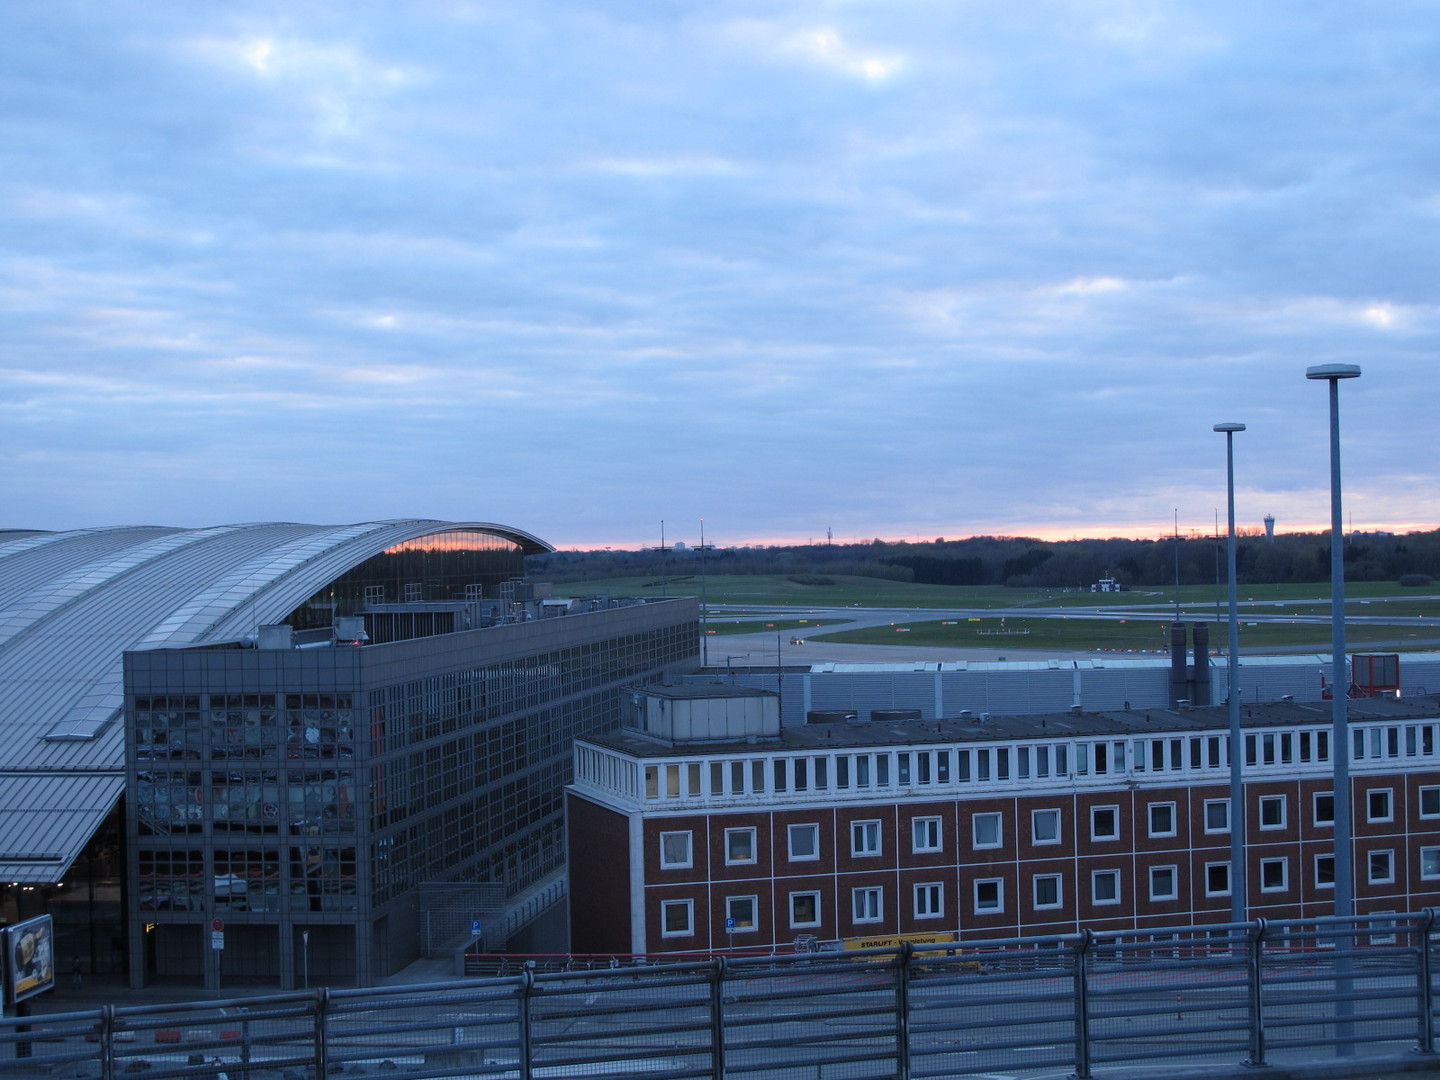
xmin=3 ymin=1 xmax=1438 ymax=551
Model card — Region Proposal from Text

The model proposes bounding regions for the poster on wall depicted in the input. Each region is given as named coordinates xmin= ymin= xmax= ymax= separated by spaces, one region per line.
xmin=3 ymin=915 xmax=55 ymax=1004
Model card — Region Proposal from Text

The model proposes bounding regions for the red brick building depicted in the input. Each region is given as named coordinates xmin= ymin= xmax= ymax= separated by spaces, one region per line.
xmin=567 ymin=689 xmax=1440 ymax=956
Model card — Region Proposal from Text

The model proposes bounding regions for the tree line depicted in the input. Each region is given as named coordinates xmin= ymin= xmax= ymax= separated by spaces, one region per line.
xmin=530 ymin=529 xmax=1440 ymax=590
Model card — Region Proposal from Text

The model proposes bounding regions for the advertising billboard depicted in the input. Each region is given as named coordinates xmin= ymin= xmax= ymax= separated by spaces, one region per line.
xmin=3 ymin=915 xmax=55 ymax=1004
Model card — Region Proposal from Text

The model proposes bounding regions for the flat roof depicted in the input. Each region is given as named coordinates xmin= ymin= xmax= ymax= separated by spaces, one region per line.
xmin=636 ymin=683 xmax=776 ymax=701
xmin=584 ymin=695 xmax=1440 ymax=757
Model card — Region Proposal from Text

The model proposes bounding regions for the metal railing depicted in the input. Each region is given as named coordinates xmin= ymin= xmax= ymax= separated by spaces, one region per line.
xmin=4 ymin=912 xmax=1440 ymax=1079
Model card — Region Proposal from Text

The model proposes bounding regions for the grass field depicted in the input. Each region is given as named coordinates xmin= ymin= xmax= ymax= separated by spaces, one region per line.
xmin=551 ymin=573 xmax=1438 ymax=614
xmin=812 ymin=616 xmax=1440 ymax=652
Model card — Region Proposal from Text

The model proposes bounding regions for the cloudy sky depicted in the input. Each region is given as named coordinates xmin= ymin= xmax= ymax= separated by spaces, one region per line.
xmin=3 ymin=2 xmax=1437 ymax=550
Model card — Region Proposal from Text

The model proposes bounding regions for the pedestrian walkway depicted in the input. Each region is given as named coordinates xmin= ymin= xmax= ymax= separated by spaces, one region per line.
xmin=22 ymin=953 xmax=466 ymax=1016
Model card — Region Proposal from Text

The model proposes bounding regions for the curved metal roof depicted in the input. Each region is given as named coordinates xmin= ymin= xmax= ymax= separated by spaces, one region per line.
xmin=0 ymin=519 xmax=553 ymax=880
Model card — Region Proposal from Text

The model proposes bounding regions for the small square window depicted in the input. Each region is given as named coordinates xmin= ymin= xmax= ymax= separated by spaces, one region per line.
xmin=1033 ymin=874 xmax=1062 ymax=909
xmin=1421 ymin=847 xmax=1440 ymax=880
xmin=1367 ymin=789 xmax=1393 ymax=823
xmin=1148 ymin=803 xmax=1176 ymax=838
xmin=912 ymin=816 xmax=942 ymax=853
xmin=788 ymin=823 xmax=819 ymax=861
xmin=1368 ymin=849 xmax=1395 ymax=884
xmin=1205 ymin=862 xmax=1231 ymax=896
xmin=1031 ymin=809 xmax=1061 ymax=845
xmin=1259 ymin=795 xmax=1286 ymax=830
xmin=661 ymin=899 xmax=693 ymax=937
xmin=790 ymin=891 xmax=820 ymax=927
xmin=726 ymin=895 xmax=757 ymax=931
xmin=1370 ymin=912 xmax=1398 ymax=946
xmin=972 ymin=812 xmax=1002 ymax=849
xmin=1204 ymin=800 xmax=1230 ymax=833
xmin=851 ymin=820 xmax=882 ymax=856
xmin=725 ymin=828 xmax=756 ymax=865
xmin=974 ymin=878 xmax=1003 ymax=913
xmin=1149 ymin=865 xmax=1178 ymax=901
xmin=1421 ymin=787 xmax=1440 ymax=818
xmin=914 ymin=882 xmax=944 ymax=919
xmin=852 ymin=886 xmax=883 ymax=923
xmin=660 ymin=831 xmax=692 ymax=869
xmin=1313 ymin=792 xmax=1334 ymax=826
xmin=1091 ymin=806 xmax=1119 ymax=841
xmin=1315 ymin=854 xmax=1335 ymax=889
xmin=1092 ymin=869 xmax=1120 ymax=905
xmin=1260 ymin=858 xmax=1287 ymax=892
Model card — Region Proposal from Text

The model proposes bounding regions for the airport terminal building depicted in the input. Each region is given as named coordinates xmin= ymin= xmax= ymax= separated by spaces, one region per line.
xmin=0 ymin=521 xmax=698 ymax=989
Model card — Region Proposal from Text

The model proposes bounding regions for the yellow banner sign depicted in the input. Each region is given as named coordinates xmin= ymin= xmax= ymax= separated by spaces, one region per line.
xmin=843 ymin=931 xmax=957 ymax=950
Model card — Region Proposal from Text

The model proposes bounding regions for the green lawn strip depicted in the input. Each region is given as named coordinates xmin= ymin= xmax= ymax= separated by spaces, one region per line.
xmin=1028 ymin=581 xmax=1426 ymax=608
xmin=702 ymin=619 xmax=847 ymax=637
xmin=551 ymin=575 xmax=1040 ymax=608
xmin=1265 ymin=600 xmax=1440 ymax=618
xmin=550 ymin=574 xmax=1437 ymax=612
xmin=810 ymin=617 xmax=1440 ymax=652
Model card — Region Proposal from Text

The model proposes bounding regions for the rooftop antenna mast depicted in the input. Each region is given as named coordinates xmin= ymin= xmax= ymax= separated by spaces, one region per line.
xmin=1213 ymin=508 xmax=1222 ymax=623
xmin=660 ymin=521 xmax=667 ymax=598
xmin=1173 ymin=508 xmax=1181 ymax=620
xmin=700 ymin=519 xmax=710 ymax=666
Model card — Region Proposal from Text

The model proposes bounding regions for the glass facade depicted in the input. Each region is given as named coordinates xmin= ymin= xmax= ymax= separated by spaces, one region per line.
xmin=126 ymin=598 xmax=699 ymax=988
xmin=284 ymin=529 xmax=528 ymax=631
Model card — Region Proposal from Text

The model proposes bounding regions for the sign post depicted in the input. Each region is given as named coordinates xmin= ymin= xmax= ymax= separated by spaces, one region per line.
xmin=211 ymin=918 xmax=224 ymax=993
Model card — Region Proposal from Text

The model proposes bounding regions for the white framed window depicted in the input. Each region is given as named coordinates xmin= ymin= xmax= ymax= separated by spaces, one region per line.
xmin=660 ymin=899 xmax=694 ymax=937
xmin=1148 ymin=802 xmax=1176 ymax=838
xmin=1149 ymin=865 xmax=1178 ymax=901
xmin=1031 ymin=809 xmax=1061 ymax=845
xmin=1092 ymin=869 xmax=1120 ymax=905
xmin=1421 ymin=787 xmax=1440 ymax=819
xmin=1419 ymin=847 xmax=1440 ymax=881
xmin=851 ymin=820 xmax=882 ymax=857
xmin=790 ymin=891 xmax=821 ymax=928
xmin=1260 ymin=858 xmax=1287 ymax=892
xmin=973 ymin=878 xmax=1003 ymax=913
xmin=1203 ymin=799 xmax=1230 ymax=834
xmin=1033 ymin=873 xmax=1062 ymax=909
xmin=852 ymin=886 xmax=883 ymax=923
xmin=788 ymin=823 xmax=819 ymax=861
xmin=1370 ymin=912 xmax=1398 ymax=946
xmin=972 ymin=812 xmax=1002 ymax=849
xmin=1368 ymin=849 xmax=1395 ymax=884
xmin=1367 ymin=788 xmax=1393 ymax=823
xmin=1259 ymin=795 xmax=1286 ymax=830
xmin=1091 ymin=806 xmax=1119 ymax=841
xmin=911 ymin=816 xmax=942 ymax=853
xmin=1315 ymin=854 xmax=1335 ymax=889
xmin=1205 ymin=862 xmax=1231 ymax=896
xmin=1313 ymin=792 xmax=1335 ymax=827
xmin=659 ymin=831 xmax=692 ymax=869
xmin=725 ymin=895 xmax=757 ymax=931
xmin=914 ymin=882 xmax=944 ymax=919
xmin=725 ymin=827 xmax=756 ymax=865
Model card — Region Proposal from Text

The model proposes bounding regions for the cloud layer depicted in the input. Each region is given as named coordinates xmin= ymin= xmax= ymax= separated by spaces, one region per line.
xmin=2 ymin=1 xmax=1437 ymax=548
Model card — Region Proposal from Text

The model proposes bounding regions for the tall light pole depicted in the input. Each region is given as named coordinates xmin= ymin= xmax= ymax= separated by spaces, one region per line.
xmin=1307 ymin=363 xmax=1360 ymax=921
xmin=1214 ymin=421 xmax=1246 ymax=923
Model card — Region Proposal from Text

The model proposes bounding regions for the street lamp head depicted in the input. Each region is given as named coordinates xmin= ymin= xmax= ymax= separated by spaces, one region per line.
xmin=1213 ymin=422 xmax=1246 ymax=433
xmin=1306 ymin=363 xmax=1362 ymax=381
